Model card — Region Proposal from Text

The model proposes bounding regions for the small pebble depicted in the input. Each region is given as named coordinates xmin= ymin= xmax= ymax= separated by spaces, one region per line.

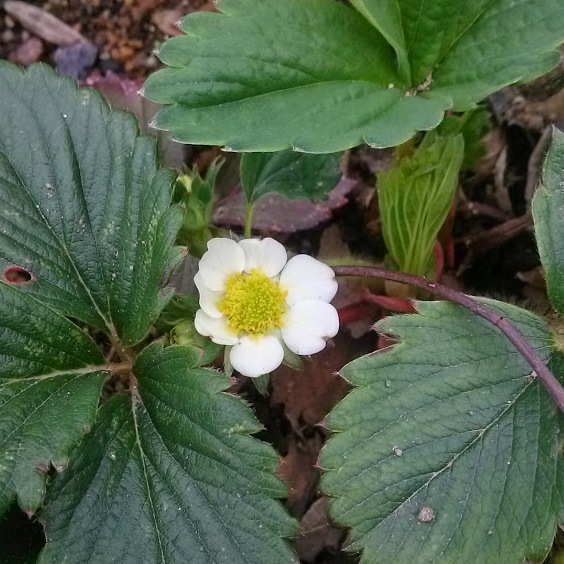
xmin=53 ymin=40 xmax=98 ymax=79
xmin=1 ymin=30 xmax=15 ymax=43
xmin=418 ymin=507 xmax=435 ymax=522
xmin=12 ymin=36 xmax=44 ymax=66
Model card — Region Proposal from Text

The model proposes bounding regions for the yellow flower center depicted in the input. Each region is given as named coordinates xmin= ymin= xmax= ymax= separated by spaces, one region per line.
xmin=218 ymin=269 xmax=287 ymax=336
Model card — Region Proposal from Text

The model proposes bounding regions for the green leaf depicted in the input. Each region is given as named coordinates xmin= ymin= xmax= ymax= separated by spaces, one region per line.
xmin=39 ymin=344 xmax=297 ymax=564
xmin=378 ymin=131 xmax=464 ymax=276
xmin=321 ymin=299 xmax=564 ymax=564
xmin=0 ymin=282 xmax=106 ymax=516
xmin=423 ymin=0 xmax=564 ymax=109
xmin=0 ymin=62 xmax=184 ymax=345
xmin=240 ymin=150 xmax=342 ymax=205
xmin=437 ymin=108 xmax=490 ymax=170
xmin=330 ymin=0 xmax=564 ymax=109
xmin=533 ymin=128 xmax=564 ymax=316
xmin=348 ymin=0 xmax=410 ymax=85
xmin=171 ymin=318 xmax=224 ymax=366
xmin=144 ymin=0 xmax=449 ymax=153
xmin=154 ymin=293 xmax=200 ymax=330
xmin=144 ymin=0 xmax=564 ymax=152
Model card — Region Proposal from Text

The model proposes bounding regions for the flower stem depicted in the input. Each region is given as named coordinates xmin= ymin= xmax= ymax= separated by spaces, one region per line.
xmin=244 ymin=202 xmax=255 ymax=239
xmin=333 ymin=265 xmax=564 ymax=415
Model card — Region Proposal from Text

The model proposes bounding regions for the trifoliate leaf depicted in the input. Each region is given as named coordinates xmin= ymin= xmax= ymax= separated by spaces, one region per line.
xmin=350 ymin=0 xmax=564 ymax=108
xmin=39 ymin=344 xmax=297 ymax=564
xmin=0 ymin=62 xmax=184 ymax=345
xmin=144 ymin=0 xmax=448 ymax=153
xmin=420 ymin=0 xmax=564 ymax=109
xmin=0 ymin=282 xmax=106 ymax=517
xmin=240 ymin=150 xmax=342 ymax=205
xmin=144 ymin=0 xmax=564 ymax=152
xmin=322 ymin=299 xmax=564 ymax=564
xmin=533 ymin=128 xmax=564 ymax=316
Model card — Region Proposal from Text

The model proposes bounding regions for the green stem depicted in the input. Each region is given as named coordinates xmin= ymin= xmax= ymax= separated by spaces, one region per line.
xmin=244 ymin=202 xmax=255 ymax=239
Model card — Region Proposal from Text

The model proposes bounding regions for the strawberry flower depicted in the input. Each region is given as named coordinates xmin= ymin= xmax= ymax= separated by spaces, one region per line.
xmin=194 ymin=237 xmax=339 ymax=377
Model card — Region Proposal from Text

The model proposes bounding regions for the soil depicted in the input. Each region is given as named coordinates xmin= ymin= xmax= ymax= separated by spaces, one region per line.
xmin=1 ymin=1 xmax=564 ymax=563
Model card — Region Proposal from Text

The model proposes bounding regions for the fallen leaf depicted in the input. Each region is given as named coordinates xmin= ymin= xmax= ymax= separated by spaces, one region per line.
xmin=4 ymin=1 xmax=87 ymax=46
xmin=85 ymin=72 xmax=187 ymax=169
xmin=296 ymin=498 xmax=343 ymax=563
xmin=278 ymin=434 xmax=322 ymax=516
xmin=151 ymin=9 xmax=184 ymax=37
xmin=271 ymin=333 xmax=353 ymax=427
xmin=212 ymin=177 xmax=356 ymax=234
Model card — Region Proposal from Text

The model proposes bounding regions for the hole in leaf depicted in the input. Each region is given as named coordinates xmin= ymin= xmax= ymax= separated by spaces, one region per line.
xmin=2 ymin=266 xmax=34 ymax=285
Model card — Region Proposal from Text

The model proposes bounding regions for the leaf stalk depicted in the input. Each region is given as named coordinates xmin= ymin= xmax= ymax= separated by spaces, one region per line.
xmin=244 ymin=202 xmax=255 ymax=239
xmin=333 ymin=265 xmax=564 ymax=414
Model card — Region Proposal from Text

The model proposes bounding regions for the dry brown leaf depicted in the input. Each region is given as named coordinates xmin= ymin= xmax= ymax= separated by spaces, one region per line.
xmin=4 ymin=1 xmax=87 ymax=46
xmin=277 ymin=434 xmax=322 ymax=516
xmin=152 ymin=1 xmax=218 ymax=36
xmin=212 ymin=177 xmax=356 ymax=234
xmin=296 ymin=498 xmax=343 ymax=563
xmin=270 ymin=333 xmax=352 ymax=427
xmin=151 ymin=9 xmax=184 ymax=37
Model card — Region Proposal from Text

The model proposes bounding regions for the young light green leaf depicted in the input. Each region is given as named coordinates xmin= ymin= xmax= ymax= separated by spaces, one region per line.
xmin=437 ymin=108 xmax=490 ymax=170
xmin=533 ymin=128 xmax=564 ymax=316
xmin=240 ymin=150 xmax=342 ymax=205
xmin=0 ymin=62 xmax=184 ymax=346
xmin=321 ymin=299 xmax=563 ymax=564
xmin=378 ymin=131 xmax=464 ymax=277
xmin=144 ymin=0 xmax=448 ymax=153
xmin=39 ymin=344 xmax=297 ymax=564
xmin=0 ymin=282 xmax=106 ymax=517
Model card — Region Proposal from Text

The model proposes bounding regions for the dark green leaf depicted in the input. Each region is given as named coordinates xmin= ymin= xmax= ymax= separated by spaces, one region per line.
xmin=240 ymin=150 xmax=341 ymax=205
xmin=154 ymin=293 xmax=200 ymax=330
xmin=322 ymin=299 xmax=563 ymax=564
xmin=0 ymin=282 xmax=106 ymax=516
xmin=0 ymin=62 xmax=183 ymax=345
xmin=144 ymin=0 xmax=448 ymax=153
xmin=533 ymin=128 xmax=564 ymax=316
xmin=39 ymin=344 xmax=297 ymax=564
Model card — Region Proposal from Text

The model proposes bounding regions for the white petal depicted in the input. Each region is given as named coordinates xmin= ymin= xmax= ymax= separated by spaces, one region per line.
xmin=239 ymin=238 xmax=287 ymax=278
xmin=194 ymin=309 xmax=238 ymax=346
xmin=229 ymin=334 xmax=284 ymax=378
xmin=279 ymin=255 xmax=338 ymax=306
xmin=198 ymin=238 xmax=245 ymax=291
xmin=281 ymin=300 xmax=339 ymax=355
xmin=194 ymin=272 xmax=223 ymax=318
